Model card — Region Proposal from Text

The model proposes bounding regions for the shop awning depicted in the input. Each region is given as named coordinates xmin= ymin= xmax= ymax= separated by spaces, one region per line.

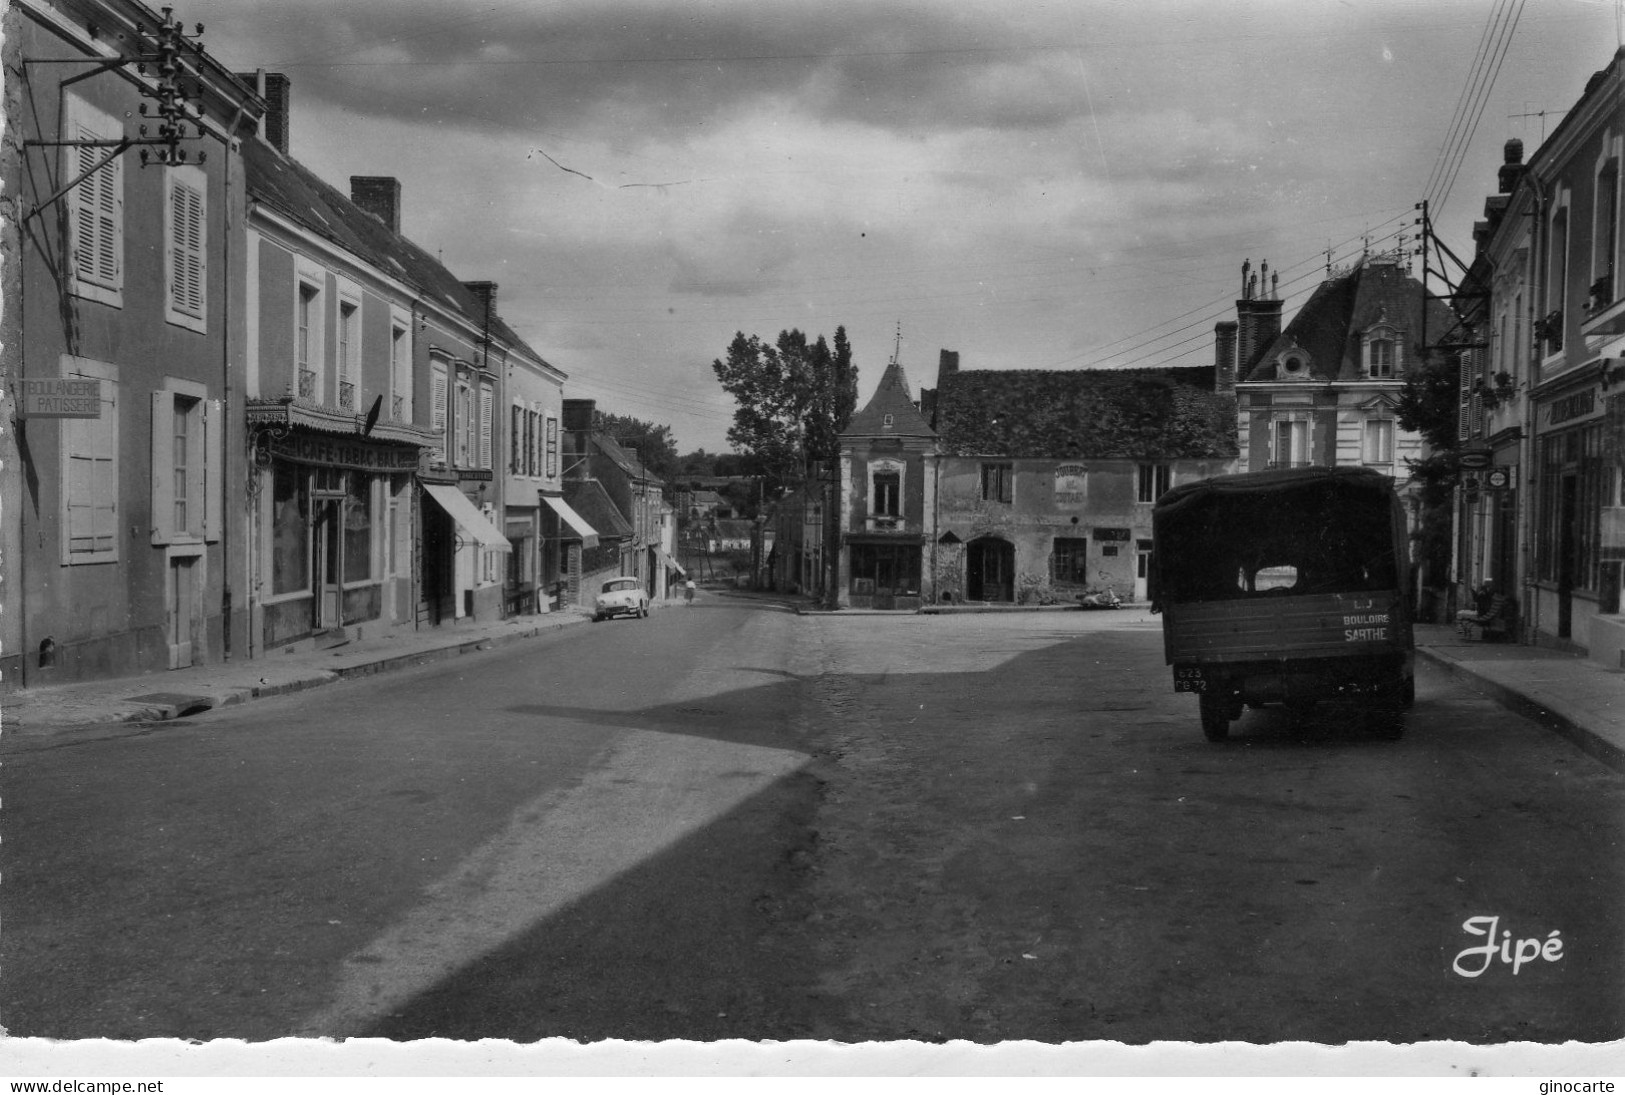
xmin=422 ymin=483 xmax=512 ymax=552
xmin=656 ymin=547 xmax=686 ymax=577
xmin=541 ymin=493 xmax=599 ymax=549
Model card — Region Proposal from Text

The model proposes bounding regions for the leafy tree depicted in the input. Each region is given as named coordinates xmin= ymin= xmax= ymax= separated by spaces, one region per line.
xmin=711 ymin=326 xmax=858 ymax=488
xmin=1396 ymin=348 xmax=1464 ymax=618
xmin=592 ymin=411 xmax=680 ymax=482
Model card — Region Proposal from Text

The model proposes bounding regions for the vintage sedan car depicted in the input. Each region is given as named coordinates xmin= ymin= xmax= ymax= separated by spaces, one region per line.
xmin=594 ymin=576 xmax=650 ymax=621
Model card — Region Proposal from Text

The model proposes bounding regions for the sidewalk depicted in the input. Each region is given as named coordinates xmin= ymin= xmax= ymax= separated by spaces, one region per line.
xmin=1413 ymin=624 xmax=1625 ymax=773
xmin=1 ymin=607 xmax=594 ymax=741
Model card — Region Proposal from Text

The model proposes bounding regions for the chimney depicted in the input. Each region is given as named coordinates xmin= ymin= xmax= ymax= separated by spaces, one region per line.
xmin=1498 ymin=138 xmax=1525 ymax=194
xmin=1214 ymin=320 xmax=1238 ymax=395
xmin=463 ymin=280 xmax=497 ymax=318
xmin=1234 ymin=261 xmax=1284 ymax=378
xmin=351 ymin=176 xmax=403 ymax=234
xmin=238 ymin=71 xmax=291 ymax=154
xmin=937 ymin=348 xmax=959 ymax=384
xmin=562 ymin=398 xmax=596 ymax=433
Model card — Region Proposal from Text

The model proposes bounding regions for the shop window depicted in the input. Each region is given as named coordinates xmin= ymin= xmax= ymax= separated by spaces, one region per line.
xmin=1051 ymin=537 xmax=1089 ymax=584
xmin=981 ymin=462 xmax=1013 ymax=503
xmin=271 ymin=464 xmax=309 ymax=595
xmin=344 ymin=473 xmax=372 ymax=582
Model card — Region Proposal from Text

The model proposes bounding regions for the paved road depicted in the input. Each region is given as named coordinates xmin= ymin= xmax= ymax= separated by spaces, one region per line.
xmin=4 ymin=600 xmax=1620 ymax=1043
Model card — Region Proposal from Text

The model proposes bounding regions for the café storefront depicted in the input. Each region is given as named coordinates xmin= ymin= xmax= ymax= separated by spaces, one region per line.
xmin=1529 ymin=367 xmax=1621 ymax=653
xmin=247 ymin=402 xmax=436 ymax=652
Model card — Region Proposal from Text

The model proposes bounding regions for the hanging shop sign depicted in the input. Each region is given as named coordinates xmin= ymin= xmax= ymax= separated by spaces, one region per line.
xmin=19 ymin=378 xmax=102 ymax=418
xmin=1483 ymin=468 xmax=1512 ymax=491
xmin=1458 ymin=449 xmax=1492 ymax=470
xmin=268 ymin=433 xmax=422 ymax=473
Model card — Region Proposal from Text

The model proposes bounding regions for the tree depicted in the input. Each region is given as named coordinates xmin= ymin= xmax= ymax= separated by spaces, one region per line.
xmin=1396 ymin=347 xmax=1464 ymax=620
xmin=592 ymin=411 xmax=680 ymax=482
xmin=711 ymin=326 xmax=858 ymax=488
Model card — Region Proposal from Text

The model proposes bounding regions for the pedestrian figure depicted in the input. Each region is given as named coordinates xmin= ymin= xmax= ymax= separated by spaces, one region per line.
xmin=684 ymin=579 xmax=696 ymax=606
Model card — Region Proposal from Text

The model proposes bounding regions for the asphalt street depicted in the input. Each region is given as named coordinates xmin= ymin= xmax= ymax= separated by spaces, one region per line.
xmin=3 ymin=599 xmax=1620 ymax=1043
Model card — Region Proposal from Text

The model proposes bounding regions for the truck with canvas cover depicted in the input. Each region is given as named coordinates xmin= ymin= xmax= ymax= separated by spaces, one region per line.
xmin=1151 ymin=466 xmax=1414 ymax=741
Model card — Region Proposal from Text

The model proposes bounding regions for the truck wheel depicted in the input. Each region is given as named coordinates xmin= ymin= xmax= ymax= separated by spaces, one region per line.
xmin=1199 ymin=693 xmax=1230 ymax=742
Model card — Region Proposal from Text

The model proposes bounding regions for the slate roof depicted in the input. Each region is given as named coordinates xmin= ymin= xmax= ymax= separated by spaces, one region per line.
xmin=842 ymin=359 xmax=937 ymax=439
xmin=591 ymin=432 xmax=662 ymax=485
xmin=242 ymin=138 xmax=553 ymax=371
xmin=563 ymin=479 xmax=633 ymax=540
xmin=1240 ymin=258 xmax=1458 ymax=383
xmin=931 ymin=366 xmax=1236 ymax=460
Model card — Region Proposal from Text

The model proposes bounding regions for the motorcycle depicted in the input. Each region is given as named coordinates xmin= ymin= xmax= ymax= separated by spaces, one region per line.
xmin=1077 ymin=588 xmax=1122 ymax=610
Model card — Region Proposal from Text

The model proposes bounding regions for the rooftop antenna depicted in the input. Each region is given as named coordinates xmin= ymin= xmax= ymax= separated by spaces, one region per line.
xmin=1511 ymin=104 xmax=1563 ymax=145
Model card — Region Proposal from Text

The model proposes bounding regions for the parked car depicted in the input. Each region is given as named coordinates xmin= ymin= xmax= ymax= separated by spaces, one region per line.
xmin=594 ymin=576 xmax=650 ymax=621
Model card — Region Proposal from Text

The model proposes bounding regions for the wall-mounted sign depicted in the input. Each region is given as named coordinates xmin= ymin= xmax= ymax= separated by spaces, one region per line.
xmin=1091 ymin=527 xmax=1132 ymax=542
xmin=20 ymin=378 xmax=102 ymax=418
xmin=268 ymin=433 xmax=422 ymax=472
xmin=1484 ymin=468 xmax=1512 ymax=491
xmin=1545 ymin=386 xmax=1600 ymax=428
xmin=1459 ymin=449 xmax=1492 ymax=470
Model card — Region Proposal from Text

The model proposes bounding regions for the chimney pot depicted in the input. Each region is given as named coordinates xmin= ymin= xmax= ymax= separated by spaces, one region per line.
xmin=236 ymin=71 xmax=291 ymax=154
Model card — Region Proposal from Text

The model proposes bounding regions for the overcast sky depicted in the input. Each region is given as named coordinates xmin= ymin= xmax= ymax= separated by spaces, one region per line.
xmin=185 ymin=0 xmax=1618 ymax=452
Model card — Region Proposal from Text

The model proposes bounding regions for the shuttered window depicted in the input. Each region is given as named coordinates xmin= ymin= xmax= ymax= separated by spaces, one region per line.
xmin=65 ymin=98 xmax=122 ymax=305
xmin=61 ymin=357 xmax=119 ymax=564
xmin=479 ymin=381 xmax=494 ymax=468
xmin=166 ymin=168 xmax=206 ymax=328
xmin=430 ymin=360 xmax=449 ymax=465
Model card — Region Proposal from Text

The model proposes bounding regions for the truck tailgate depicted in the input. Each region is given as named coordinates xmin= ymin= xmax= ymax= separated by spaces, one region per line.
xmin=1164 ymin=592 xmax=1405 ymax=664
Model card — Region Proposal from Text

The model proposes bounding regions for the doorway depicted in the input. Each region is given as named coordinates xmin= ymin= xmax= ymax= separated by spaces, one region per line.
xmin=312 ymin=496 xmax=343 ymax=631
xmin=967 ymin=537 xmax=1014 ymax=602
xmin=167 ymin=555 xmax=199 ymax=669
xmin=1558 ymin=474 xmax=1578 ymax=639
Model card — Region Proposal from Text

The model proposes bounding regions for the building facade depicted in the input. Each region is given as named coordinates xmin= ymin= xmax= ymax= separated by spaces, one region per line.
xmin=1469 ymin=49 xmax=1625 ymax=666
xmin=3 ymin=0 xmax=262 ymax=686
xmin=923 ymin=353 xmax=1236 ymax=606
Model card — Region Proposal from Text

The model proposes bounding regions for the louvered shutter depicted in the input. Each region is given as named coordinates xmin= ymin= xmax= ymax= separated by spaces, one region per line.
xmin=479 ymin=383 xmax=493 ymax=468
xmin=203 ymin=399 xmax=222 ymax=541
xmin=430 ymin=366 xmax=448 ymax=463
xmin=71 ymin=113 xmax=121 ymax=291
xmin=1458 ymin=354 xmax=1474 ymax=442
xmin=170 ymin=177 xmax=205 ymax=318
xmin=151 ymin=393 xmax=175 ymax=544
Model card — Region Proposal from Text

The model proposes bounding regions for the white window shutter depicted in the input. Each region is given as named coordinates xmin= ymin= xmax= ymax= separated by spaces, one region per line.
xmin=479 ymin=384 xmax=493 ymax=468
xmin=170 ymin=178 xmax=205 ymax=318
xmin=203 ymin=399 xmax=222 ymax=541
xmin=151 ymin=392 xmax=174 ymax=544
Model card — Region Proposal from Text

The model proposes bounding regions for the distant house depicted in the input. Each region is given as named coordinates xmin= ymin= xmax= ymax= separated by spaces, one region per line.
xmin=924 ymin=353 xmax=1237 ymax=605
xmin=1226 ymin=256 xmax=1454 ymax=526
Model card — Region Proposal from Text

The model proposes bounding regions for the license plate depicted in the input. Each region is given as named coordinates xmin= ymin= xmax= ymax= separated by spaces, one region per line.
xmin=1173 ymin=669 xmax=1207 ymax=693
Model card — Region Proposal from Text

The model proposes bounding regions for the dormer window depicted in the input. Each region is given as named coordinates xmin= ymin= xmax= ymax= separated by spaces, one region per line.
xmin=1364 ymin=326 xmax=1401 ymax=378
xmin=883 ymin=413 xmax=895 ymax=428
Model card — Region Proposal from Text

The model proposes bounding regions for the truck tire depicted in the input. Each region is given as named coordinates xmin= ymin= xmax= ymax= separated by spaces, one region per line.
xmin=1199 ymin=693 xmax=1230 ymax=742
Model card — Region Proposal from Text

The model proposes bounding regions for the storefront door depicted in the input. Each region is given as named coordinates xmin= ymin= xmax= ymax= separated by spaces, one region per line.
xmin=1559 ymin=474 xmax=1578 ymax=639
xmin=312 ymin=496 xmax=343 ymax=631
xmin=967 ymin=538 xmax=1014 ymax=602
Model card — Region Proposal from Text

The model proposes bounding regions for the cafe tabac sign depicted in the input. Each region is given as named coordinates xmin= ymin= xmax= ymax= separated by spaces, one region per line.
xmin=19 ymin=377 xmax=102 ymax=418
xmin=267 ymin=432 xmax=422 ymax=473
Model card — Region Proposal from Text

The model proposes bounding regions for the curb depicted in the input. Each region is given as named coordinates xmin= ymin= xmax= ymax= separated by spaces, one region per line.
xmin=4 ymin=615 xmax=589 ymax=739
xmin=1413 ymin=645 xmax=1625 ymax=774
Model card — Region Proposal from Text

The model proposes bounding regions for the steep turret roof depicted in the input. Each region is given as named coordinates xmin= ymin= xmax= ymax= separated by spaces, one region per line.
xmin=842 ymin=359 xmax=936 ymax=439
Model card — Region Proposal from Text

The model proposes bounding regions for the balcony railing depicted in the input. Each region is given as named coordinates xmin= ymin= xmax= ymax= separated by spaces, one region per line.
xmin=338 ymin=381 xmax=356 ymax=410
xmin=1267 ymin=459 xmax=1314 ymax=469
xmin=297 ymin=368 xmax=316 ymax=400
